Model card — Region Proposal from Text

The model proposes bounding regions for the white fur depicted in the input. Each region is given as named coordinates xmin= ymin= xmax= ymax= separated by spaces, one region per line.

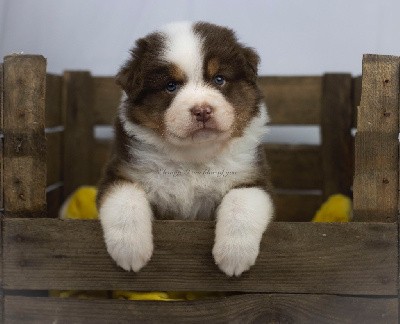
xmin=161 ymin=21 xmax=203 ymax=83
xmin=119 ymin=103 xmax=269 ymax=221
xmin=213 ymin=187 xmax=274 ymax=276
xmin=161 ymin=22 xmax=235 ymax=146
xmin=164 ymin=83 xmax=235 ymax=145
xmin=99 ymin=183 xmax=154 ymax=272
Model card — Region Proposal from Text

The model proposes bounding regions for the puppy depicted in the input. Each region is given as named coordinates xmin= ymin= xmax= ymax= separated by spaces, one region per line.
xmin=97 ymin=21 xmax=274 ymax=277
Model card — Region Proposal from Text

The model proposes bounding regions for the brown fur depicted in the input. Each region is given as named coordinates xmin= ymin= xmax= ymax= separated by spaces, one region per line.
xmin=97 ymin=22 xmax=272 ymax=215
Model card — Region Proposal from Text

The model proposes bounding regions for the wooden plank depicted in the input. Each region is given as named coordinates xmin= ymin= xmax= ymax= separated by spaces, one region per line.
xmin=3 ymin=55 xmax=47 ymax=217
xmin=3 ymin=219 xmax=397 ymax=295
xmin=90 ymin=139 xmax=112 ymax=185
xmin=62 ymin=71 xmax=94 ymax=197
xmin=353 ymin=54 xmax=400 ymax=222
xmin=352 ymin=75 xmax=362 ymax=127
xmin=4 ymin=295 xmax=398 ymax=324
xmin=46 ymin=132 xmax=62 ymax=186
xmin=91 ymin=76 xmax=323 ymax=126
xmin=0 ymin=63 xmax=4 ymax=210
xmin=92 ymin=77 xmax=121 ymax=125
xmin=320 ymin=74 xmax=353 ymax=198
xmin=45 ymin=74 xmax=62 ymax=128
xmin=274 ymin=193 xmax=322 ymax=222
xmin=0 ymin=63 xmax=3 ymax=323
xmin=265 ymin=144 xmax=322 ymax=190
xmin=258 ymin=76 xmax=322 ymax=125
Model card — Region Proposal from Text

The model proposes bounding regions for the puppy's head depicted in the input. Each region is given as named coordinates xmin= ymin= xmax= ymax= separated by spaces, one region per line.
xmin=117 ymin=21 xmax=262 ymax=147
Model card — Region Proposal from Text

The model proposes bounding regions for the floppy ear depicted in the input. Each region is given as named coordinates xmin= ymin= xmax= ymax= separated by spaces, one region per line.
xmin=242 ymin=46 xmax=260 ymax=77
xmin=115 ymin=37 xmax=149 ymax=97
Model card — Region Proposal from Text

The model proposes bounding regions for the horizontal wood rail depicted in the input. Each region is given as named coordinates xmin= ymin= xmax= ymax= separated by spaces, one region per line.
xmin=3 ymin=219 xmax=397 ymax=295
xmin=4 ymin=295 xmax=397 ymax=323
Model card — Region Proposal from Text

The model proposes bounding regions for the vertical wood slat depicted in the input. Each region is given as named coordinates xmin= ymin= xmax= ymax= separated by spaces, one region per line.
xmin=45 ymin=74 xmax=63 ymax=128
xmin=320 ymin=74 xmax=353 ymax=199
xmin=0 ymin=63 xmax=4 ymax=210
xmin=62 ymin=71 xmax=94 ymax=198
xmin=3 ymin=55 xmax=47 ymax=217
xmin=353 ymin=54 xmax=400 ymax=222
xmin=0 ymin=62 xmax=3 ymax=323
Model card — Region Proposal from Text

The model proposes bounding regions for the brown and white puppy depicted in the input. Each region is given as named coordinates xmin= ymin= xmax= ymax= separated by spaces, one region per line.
xmin=97 ymin=21 xmax=274 ymax=277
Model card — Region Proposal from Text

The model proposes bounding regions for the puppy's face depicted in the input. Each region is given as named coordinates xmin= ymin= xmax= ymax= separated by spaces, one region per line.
xmin=117 ymin=22 xmax=262 ymax=147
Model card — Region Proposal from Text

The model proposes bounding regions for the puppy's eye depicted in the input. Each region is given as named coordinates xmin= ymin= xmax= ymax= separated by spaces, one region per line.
xmin=166 ymin=81 xmax=178 ymax=93
xmin=213 ymin=75 xmax=225 ymax=86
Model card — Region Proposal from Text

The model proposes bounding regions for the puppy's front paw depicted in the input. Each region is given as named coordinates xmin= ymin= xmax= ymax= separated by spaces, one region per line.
xmin=99 ymin=183 xmax=154 ymax=272
xmin=212 ymin=238 xmax=259 ymax=277
xmin=104 ymin=228 xmax=153 ymax=272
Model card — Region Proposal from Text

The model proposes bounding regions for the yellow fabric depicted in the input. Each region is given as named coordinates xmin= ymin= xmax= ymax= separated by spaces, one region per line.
xmin=63 ymin=186 xmax=98 ymax=220
xmin=312 ymin=194 xmax=352 ymax=223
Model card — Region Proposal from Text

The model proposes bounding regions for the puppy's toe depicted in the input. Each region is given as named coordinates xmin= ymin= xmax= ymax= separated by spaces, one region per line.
xmin=212 ymin=240 xmax=258 ymax=277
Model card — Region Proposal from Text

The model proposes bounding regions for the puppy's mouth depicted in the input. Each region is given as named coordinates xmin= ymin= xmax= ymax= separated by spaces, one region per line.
xmin=167 ymin=125 xmax=230 ymax=144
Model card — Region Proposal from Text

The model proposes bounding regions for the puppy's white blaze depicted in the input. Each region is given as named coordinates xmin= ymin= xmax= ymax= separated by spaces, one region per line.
xmin=213 ymin=187 xmax=273 ymax=277
xmin=164 ymin=83 xmax=235 ymax=141
xmin=99 ymin=183 xmax=154 ymax=272
xmin=161 ymin=21 xmax=203 ymax=83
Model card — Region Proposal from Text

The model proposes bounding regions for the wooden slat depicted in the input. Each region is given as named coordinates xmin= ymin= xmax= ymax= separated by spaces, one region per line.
xmin=90 ymin=139 xmax=112 ymax=185
xmin=258 ymin=76 xmax=322 ymax=125
xmin=4 ymin=295 xmax=398 ymax=324
xmin=62 ymin=71 xmax=94 ymax=197
xmin=0 ymin=62 xmax=3 ymax=318
xmin=90 ymin=142 xmax=324 ymax=191
xmin=92 ymin=77 xmax=121 ymax=125
xmin=274 ymin=193 xmax=322 ymax=222
xmin=353 ymin=54 xmax=400 ymax=222
xmin=45 ymin=74 xmax=62 ymax=128
xmin=320 ymin=74 xmax=353 ymax=198
xmin=46 ymin=132 xmax=62 ymax=186
xmin=3 ymin=219 xmax=397 ymax=295
xmin=92 ymin=76 xmax=324 ymax=126
xmin=265 ymin=144 xmax=322 ymax=190
xmin=0 ymin=63 xmax=4 ymax=210
xmin=3 ymin=55 xmax=47 ymax=217
xmin=352 ymin=75 xmax=362 ymax=127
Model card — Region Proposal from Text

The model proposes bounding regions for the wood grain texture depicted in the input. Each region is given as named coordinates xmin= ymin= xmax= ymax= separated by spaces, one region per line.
xmin=258 ymin=76 xmax=322 ymax=125
xmin=4 ymin=294 xmax=398 ymax=324
xmin=91 ymin=76 xmax=323 ymax=126
xmin=46 ymin=132 xmax=62 ymax=186
xmin=274 ymin=193 xmax=322 ymax=222
xmin=0 ymin=63 xmax=4 ymax=210
xmin=3 ymin=55 xmax=47 ymax=217
xmin=92 ymin=76 xmax=121 ymax=125
xmin=320 ymin=74 xmax=353 ymax=198
xmin=265 ymin=144 xmax=322 ymax=190
xmin=62 ymin=71 xmax=94 ymax=197
xmin=45 ymin=74 xmax=62 ymax=128
xmin=352 ymin=75 xmax=362 ymax=127
xmin=3 ymin=219 xmax=397 ymax=295
xmin=353 ymin=54 xmax=400 ymax=222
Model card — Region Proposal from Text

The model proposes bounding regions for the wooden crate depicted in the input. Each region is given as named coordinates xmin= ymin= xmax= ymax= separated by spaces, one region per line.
xmin=0 ymin=54 xmax=398 ymax=323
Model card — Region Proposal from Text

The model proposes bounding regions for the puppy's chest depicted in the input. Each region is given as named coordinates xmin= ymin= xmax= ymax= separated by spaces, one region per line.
xmin=134 ymin=159 xmax=256 ymax=220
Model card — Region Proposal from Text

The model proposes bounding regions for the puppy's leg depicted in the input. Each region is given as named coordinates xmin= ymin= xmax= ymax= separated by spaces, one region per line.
xmin=98 ymin=182 xmax=153 ymax=272
xmin=213 ymin=187 xmax=273 ymax=277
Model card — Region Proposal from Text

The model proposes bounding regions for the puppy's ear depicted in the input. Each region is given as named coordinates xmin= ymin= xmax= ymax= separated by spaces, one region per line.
xmin=242 ymin=46 xmax=260 ymax=77
xmin=115 ymin=37 xmax=150 ymax=97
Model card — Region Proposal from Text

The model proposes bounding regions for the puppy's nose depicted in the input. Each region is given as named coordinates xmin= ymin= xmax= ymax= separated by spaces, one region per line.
xmin=191 ymin=105 xmax=213 ymax=123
